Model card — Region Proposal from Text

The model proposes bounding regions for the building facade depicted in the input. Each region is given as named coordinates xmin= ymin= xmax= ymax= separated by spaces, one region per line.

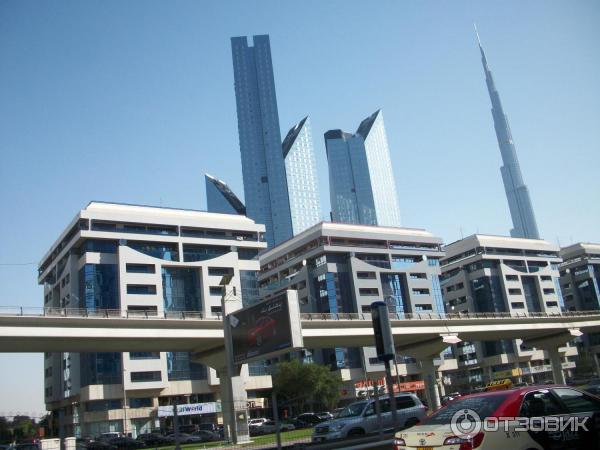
xmin=476 ymin=31 xmax=540 ymax=239
xmin=440 ymin=234 xmax=575 ymax=390
xmin=324 ymin=110 xmax=401 ymax=227
xmin=282 ymin=116 xmax=322 ymax=235
xmin=39 ymin=202 xmax=266 ymax=437
xmin=559 ymin=242 xmax=600 ymax=372
xmin=257 ymin=222 xmax=454 ymax=403
xmin=205 ymin=174 xmax=246 ymax=215
xmin=231 ymin=34 xmax=293 ymax=247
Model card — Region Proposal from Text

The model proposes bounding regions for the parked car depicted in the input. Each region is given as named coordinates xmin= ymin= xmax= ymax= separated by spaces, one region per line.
xmin=316 ymin=411 xmax=334 ymax=421
xmin=196 ymin=423 xmax=219 ymax=433
xmin=98 ymin=433 xmax=121 ymax=441
xmin=192 ymin=430 xmax=220 ymax=442
xmin=135 ymin=433 xmax=170 ymax=447
xmin=312 ymin=393 xmax=426 ymax=442
xmin=440 ymin=391 xmax=462 ymax=406
xmin=331 ymin=407 xmax=345 ymax=418
xmin=295 ymin=413 xmax=323 ymax=426
xmin=82 ymin=441 xmax=116 ymax=450
xmin=248 ymin=418 xmax=269 ymax=427
xmin=393 ymin=385 xmax=600 ymax=449
xmin=584 ymin=385 xmax=600 ymax=397
xmin=165 ymin=433 xmax=203 ymax=444
xmin=106 ymin=437 xmax=145 ymax=450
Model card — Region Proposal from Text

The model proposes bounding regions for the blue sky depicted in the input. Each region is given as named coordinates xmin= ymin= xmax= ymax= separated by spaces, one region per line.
xmin=0 ymin=0 xmax=598 ymax=414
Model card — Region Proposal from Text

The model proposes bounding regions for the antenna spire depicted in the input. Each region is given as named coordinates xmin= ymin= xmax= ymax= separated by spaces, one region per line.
xmin=474 ymin=23 xmax=482 ymax=47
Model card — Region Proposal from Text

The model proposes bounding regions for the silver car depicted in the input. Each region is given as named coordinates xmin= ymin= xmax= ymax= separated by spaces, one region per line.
xmin=311 ymin=393 xmax=426 ymax=442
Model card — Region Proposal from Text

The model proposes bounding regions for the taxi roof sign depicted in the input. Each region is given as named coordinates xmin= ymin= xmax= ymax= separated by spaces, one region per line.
xmin=485 ymin=379 xmax=513 ymax=391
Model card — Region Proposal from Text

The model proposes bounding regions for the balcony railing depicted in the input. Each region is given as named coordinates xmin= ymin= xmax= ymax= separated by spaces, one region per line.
xmin=0 ymin=306 xmax=221 ymax=320
xmin=1 ymin=306 xmax=599 ymax=322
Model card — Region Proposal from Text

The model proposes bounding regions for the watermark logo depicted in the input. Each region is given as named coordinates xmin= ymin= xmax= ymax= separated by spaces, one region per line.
xmin=451 ymin=409 xmax=482 ymax=439
xmin=451 ymin=408 xmax=589 ymax=438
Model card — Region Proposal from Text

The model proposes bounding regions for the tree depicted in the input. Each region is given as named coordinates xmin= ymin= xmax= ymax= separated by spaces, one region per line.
xmin=272 ymin=360 xmax=342 ymax=415
xmin=0 ymin=417 xmax=11 ymax=443
xmin=11 ymin=416 xmax=36 ymax=441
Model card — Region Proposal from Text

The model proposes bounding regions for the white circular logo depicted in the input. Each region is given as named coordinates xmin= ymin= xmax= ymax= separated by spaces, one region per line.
xmin=450 ymin=408 xmax=482 ymax=439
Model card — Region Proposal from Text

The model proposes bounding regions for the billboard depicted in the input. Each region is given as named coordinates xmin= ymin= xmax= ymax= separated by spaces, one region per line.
xmin=229 ymin=290 xmax=303 ymax=364
xmin=157 ymin=402 xmax=221 ymax=417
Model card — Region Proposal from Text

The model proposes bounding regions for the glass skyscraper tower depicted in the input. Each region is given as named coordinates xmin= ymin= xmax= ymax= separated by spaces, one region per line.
xmin=477 ymin=29 xmax=540 ymax=239
xmin=324 ymin=110 xmax=401 ymax=227
xmin=282 ymin=116 xmax=321 ymax=235
xmin=231 ymin=35 xmax=293 ymax=246
xmin=205 ymin=174 xmax=246 ymax=215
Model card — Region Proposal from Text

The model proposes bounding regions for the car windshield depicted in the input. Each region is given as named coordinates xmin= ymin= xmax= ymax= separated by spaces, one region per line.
xmin=338 ymin=401 xmax=367 ymax=418
xmin=426 ymin=393 xmax=510 ymax=425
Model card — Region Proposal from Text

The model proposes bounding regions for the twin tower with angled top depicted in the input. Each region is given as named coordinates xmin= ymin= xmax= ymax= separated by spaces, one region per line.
xmin=207 ymin=32 xmax=540 ymax=248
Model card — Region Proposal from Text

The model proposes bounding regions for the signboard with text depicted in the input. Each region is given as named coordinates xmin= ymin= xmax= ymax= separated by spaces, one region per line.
xmin=157 ymin=402 xmax=221 ymax=417
xmin=229 ymin=290 xmax=303 ymax=364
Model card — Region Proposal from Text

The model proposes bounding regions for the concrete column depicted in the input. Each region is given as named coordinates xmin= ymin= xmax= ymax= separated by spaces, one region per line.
xmin=420 ymin=359 xmax=440 ymax=410
xmin=547 ymin=348 xmax=566 ymax=385
xmin=219 ymin=368 xmax=250 ymax=444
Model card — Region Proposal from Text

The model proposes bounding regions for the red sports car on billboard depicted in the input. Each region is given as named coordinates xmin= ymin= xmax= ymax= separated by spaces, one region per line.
xmin=248 ymin=316 xmax=277 ymax=346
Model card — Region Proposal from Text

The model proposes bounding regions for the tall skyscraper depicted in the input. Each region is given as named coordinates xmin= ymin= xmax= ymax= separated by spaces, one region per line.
xmin=205 ymin=174 xmax=246 ymax=215
xmin=324 ymin=110 xmax=401 ymax=227
xmin=231 ymin=35 xmax=293 ymax=247
xmin=282 ymin=116 xmax=322 ymax=234
xmin=476 ymin=29 xmax=540 ymax=239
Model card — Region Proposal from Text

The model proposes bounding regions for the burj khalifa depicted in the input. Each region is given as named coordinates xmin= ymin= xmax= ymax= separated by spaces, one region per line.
xmin=477 ymin=28 xmax=540 ymax=240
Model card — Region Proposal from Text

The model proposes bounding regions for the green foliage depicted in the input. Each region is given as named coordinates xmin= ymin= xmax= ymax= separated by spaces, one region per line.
xmin=11 ymin=416 xmax=37 ymax=440
xmin=272 ymin=360 xmax=342 ymax=413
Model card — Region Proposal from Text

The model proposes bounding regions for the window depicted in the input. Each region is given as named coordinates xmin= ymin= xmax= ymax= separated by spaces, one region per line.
xmin=126 ymin=264 xmax=155 ymax=274
xmin=209 ymin=286 xmax=224 ymax=296
xmin=508 ymin=288 xmax=522 ymax=295
xmin=511 ymin=302 xmax=525 ymax=309
xmin=368 ymin=357 xmax=383 ymax=365
xmin=359 ymin=288 xmax=379 ymax=296
xmin=396 ymin=397 xmax=416 ymax=409
xmin=540 ymin=276 xmax=552 ymax=281
xmin=128 ymin=241 xmax=179 ymax=261
xmin=361 ymin=305 xmax=371 ymax=313
xmin=183 ymin=244 xmax=229 ymax=262
xmin=208 ymin=267 xmax=233 ymax=277
xmin=129 ymin=397 xmax=153 ymax=408
xmin=130 ymin=371 xmax=162 ymax=383
xmin=554 ymin=388 xmax=600 ymax=413
xmin=127 ymin=306 xmax=158 ymax=315
xmin=79 ymin=239 xmax=118 ymax=254
xmin=91 ymin=220 xmax=177 ymax=236
xmin=506 ymin=275 xmax=519 ymax=281
xmin=85 ymin=399 xmax=122 ymax=412
xmin=211 ymin=306 xmax=222 ymax=314
xmin=130 ymin=352 xmax=160 ymax=360
xmin=546 ymin=301 xmax=558 ymax=307
xmin=409 ymin=273 xmax=427 ymax=280
xmin=127 ymin=284 xmax=157 ymax=295
xmin=519 ymin=391 xmax=564 ymax=417
xmin=415 ymin=304 xmax=433 ymax=311
xmin=238 ymin=248 xmax=258 ymax=260
xmin=412 ymin=288 xmax=430 ymax=295
xmin=357 ymin=271 xmax=376 ymax=279
xmin=543 ymin=288 xmax=555 ymax=295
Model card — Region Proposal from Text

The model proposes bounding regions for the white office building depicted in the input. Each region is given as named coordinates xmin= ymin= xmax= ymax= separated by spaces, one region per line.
xmin=39 ymin=202 xmax=266 ymax=437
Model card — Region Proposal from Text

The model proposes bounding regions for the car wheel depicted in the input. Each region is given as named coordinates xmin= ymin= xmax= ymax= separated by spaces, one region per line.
xmin=347 ymin=428 xmax=365 ymax=437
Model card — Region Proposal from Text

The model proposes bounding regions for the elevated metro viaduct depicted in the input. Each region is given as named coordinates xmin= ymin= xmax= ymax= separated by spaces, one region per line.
xmin=2 ymin=306 xmax=600 ymax=412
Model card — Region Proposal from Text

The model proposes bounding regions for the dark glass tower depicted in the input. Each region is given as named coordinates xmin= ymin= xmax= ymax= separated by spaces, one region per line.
xmin=231 ymin=35 xmax=293 ymax=246
xmin=477 ymin=29 xmax=540 ymax=239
